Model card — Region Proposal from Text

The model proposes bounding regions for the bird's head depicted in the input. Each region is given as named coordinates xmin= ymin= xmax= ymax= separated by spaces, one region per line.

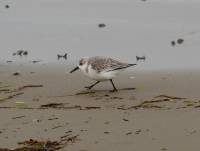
xmin=70 ymin=58 xmax=88 ymax=73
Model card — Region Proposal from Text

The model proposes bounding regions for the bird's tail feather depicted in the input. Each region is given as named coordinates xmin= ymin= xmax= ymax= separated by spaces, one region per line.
xmin=107 ymin=64 xmax=137 ymax=72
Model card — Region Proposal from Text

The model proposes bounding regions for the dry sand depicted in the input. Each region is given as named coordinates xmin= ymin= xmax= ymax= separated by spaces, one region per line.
xmin=0 ymin=63 xmax=200 ymax=150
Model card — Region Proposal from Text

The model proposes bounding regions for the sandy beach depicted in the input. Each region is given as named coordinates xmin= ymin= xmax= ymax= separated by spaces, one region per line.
xmin=1 ymin=0 xmax=200 ymax=150
xmin=0 ymin=63 xmax=200 ymax=150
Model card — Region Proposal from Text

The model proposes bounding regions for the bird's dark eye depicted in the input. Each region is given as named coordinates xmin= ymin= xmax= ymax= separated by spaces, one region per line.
xmin=79 ymin=62 xmax=83 ymax=66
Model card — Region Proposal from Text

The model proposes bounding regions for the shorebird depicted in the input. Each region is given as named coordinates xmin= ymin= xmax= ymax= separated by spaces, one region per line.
xmin=70 ymin=56 xmax=136 ymax=92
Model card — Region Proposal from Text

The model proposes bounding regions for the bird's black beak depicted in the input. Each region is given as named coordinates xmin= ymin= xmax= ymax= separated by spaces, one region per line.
xmin=70 ymin=66 xmax=79 ymax=73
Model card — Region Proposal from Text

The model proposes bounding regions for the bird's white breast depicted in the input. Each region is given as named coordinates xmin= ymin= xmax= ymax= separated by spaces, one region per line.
xmin=83 ymin=65 xmax=118 ymax=81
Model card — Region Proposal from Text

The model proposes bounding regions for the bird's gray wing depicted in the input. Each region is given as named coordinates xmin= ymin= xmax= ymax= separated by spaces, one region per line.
xmin=89 ymin=57 xmax=132 ymax=73
xmin=105 ymin=58 xmax=136 ymax=72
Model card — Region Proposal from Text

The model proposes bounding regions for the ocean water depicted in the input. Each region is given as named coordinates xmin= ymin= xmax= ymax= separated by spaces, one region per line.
xmin=0 ymin=0 xmax=200 ymax=70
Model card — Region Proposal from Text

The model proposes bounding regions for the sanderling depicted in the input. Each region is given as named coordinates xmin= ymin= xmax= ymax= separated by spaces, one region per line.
xmin=70 ymin=56 xmax=136 ymax=92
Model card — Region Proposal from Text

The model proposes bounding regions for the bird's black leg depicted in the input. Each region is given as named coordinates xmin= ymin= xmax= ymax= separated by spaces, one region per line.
xmin=85 ymin=81 xmax=100 ymax=89
xmin=109 ymin=79 xmax=118 ymax=92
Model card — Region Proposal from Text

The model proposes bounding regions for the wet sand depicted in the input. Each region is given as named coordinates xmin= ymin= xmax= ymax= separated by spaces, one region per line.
xmin=1 ymin=63 xmax=200 ymax=150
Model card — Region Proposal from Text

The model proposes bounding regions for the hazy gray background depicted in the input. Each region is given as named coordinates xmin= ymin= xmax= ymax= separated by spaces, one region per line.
xmin=0 ymin=0 xmax=200 ymax=70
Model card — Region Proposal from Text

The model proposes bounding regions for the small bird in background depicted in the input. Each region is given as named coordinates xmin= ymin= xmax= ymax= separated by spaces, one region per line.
xmin=57 ymin=53 xmax=67 ymax=60
xmin=70 ymin=56 xmax=137 ymax=92
xmin=136 ymin=56 xmax=146 ymax=61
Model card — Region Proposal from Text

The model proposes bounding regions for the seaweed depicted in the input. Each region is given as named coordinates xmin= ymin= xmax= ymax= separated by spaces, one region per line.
xmin=154 ymin=95 xmax=186 ymax=100
xmin=0 ymin=92 xmax=24 ymax=102
xmin=0 ymin=135 xmax=79 ymax=151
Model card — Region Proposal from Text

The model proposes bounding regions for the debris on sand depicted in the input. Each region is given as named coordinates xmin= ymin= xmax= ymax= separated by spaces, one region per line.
xmin=136 ymin=56 xmax=146 ymax=61
xmin=0 ymin=135 xmax=79 ymax=151
xmin=52 ymin=125 xmax=63 ymax=130
xmin=0 ymin=92 xmax=24 ymax=102
xmin=40 ymin=103 xmax=101 ymax=110
xmin=117 ymin=95 xmax=187 ymax=110
xmin=122 ymin=118 xmax=129 ymax=122
xmin=31 ymin=60 xmax=41 ymax=64
xmin=194 ymin=105 xmax=200 ymax=108
xmin=0 ymin=139 xmax=61 ymax=151
xmin=60 ymin=135 xmax=79 ymax=145
xmin=131 ymin=103 xmax=164 ymax=109
xmin=75 ymin=91 xmax=96 ymax=95
xmin=6 ymin=61 xmax=13 ymax=63
xmin=98 ymin=23 xmax=106 ymax=28
xmin=18 ymin=139 xmax=61 ymax=150
xmin=15 ymin=101 xmax=27 ymax=108
xmin=154 ymin=95 xmax=186 ymax=100
xmin=40 ymin=103 xmax=64 ymax=108
xmin=121 ymin=87 xmax=136 ymax=90
xmin=48 ymin=117 xmax=59 ymax=121
xmin=23 ymin=51 xmax=28 ymax=56
xmin=57 ymin=53 xmax=67 ymax=60
xmin=177 ymin=38 xmax=184 ymax=44
xmin=0 ymin=84 xmax=43 ymax=95
xmin=13 ymin=72 xmax=20 ymax=76
xmin=161 ymin=147 xmax=168 ymax=151
xmin=171 ymin=38 xmax=184 ymax=46
xmin=5 ymin=5 xmax=10 ymax=9
xmin=0 ymin=89 xmax=10 ymax=92
xmin=12 ymin=84 xmax=43 ymax=92
xmin=84 ymin=106 xmax=101 ymax=110
xmin=107 ymin=96 xmax=123 ymax=100
xmin=104 ymin=131 xmax=110 ymax=134
xmin=135 ymin=129 xmax=142 ymax=135
xmin=117 ymin=98 xmax=171 ymax=110
xmin=171 ymin=41 xmax=176 ymax=46
xmin=13 ymin=50 xmax=28 ymax=56
xmin=12 ymin=115 xmax=26 ymax=120
xmin=126 ymin=132 xmax=132 ymax=135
